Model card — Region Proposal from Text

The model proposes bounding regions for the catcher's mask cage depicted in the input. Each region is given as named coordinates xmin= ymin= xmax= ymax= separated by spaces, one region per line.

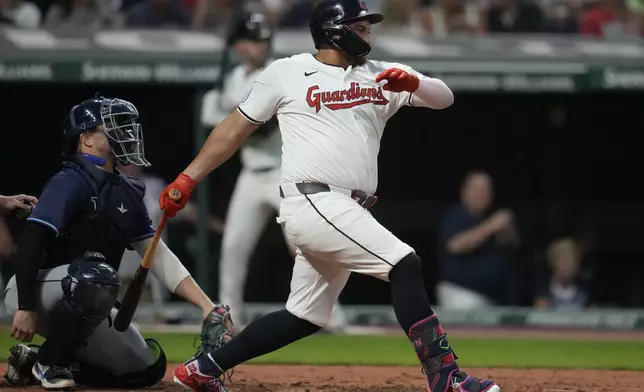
xmin=100 ymin=98 xmax=150 ymax=167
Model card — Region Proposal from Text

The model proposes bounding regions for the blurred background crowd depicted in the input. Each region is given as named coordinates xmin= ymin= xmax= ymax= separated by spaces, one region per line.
xmin=1 ymin=0 xmax=643 ymax=38
xmin=0 ymin=0 xmax=643 ymax=327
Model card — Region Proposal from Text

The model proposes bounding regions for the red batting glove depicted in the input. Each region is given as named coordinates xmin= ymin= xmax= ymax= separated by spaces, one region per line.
xmin=160 ymin=173 xmax=197 ymax=217
xmin=375 ymin=68 xmax=420 ymax=93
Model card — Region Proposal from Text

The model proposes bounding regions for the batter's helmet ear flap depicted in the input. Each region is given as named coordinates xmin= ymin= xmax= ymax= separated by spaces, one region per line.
xmin=328 ymin=24 xmax=372 ymax=57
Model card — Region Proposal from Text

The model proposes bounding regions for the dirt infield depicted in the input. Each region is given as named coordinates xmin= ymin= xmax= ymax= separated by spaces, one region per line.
xmin=1 ymin=363 xmax=644 ymax=391
xmin=1 ymin=327 xmax=643 ymax=391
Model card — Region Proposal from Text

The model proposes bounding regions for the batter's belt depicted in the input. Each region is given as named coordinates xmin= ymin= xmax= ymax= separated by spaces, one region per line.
xmin=279 ymin=182 xmax=378 ymax=209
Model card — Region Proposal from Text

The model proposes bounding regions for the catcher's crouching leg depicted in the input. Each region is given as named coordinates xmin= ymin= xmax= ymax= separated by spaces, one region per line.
xmin=34 ymin=260 xmax=120 ymax=390
xmin=73 ymin=338 xmax=167 ymax=388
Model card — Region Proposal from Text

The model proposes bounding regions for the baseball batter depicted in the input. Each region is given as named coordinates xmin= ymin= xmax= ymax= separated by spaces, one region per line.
xmin=203 ymin=11 xmax=347 ymax=331
xmin=3 ymin=96 xmax=233 ymax=390
xmin=163 ymin=1 xmax=502 ymax=391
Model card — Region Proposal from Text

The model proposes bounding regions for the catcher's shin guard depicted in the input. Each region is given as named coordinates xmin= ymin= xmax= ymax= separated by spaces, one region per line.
xmin=409 ymin=315 xmax=501 ymax=392
xmin=38 ymin=261 xmax=119 ymax=367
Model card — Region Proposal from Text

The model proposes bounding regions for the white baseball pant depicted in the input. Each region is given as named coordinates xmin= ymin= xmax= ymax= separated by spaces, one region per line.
xmin=277 ymin=184 xmax=415 ymax=327
xmin=219 ymin=169 xmax=347 ymax=329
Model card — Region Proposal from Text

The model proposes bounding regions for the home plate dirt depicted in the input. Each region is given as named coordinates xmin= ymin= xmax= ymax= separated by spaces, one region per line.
xmin=1 ymin=364 xmax=643 ymax=391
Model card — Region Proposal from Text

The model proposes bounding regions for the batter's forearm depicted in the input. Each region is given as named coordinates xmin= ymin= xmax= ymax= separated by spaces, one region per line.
xmin=412 ymin=77 xmax=454 ymax=110
xmin=184 ymin=111 xmax=257 ymax=182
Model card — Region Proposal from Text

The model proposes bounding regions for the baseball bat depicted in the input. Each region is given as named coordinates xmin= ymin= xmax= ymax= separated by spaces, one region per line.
xmin=113 ymin=188 xmax=182 ymax=332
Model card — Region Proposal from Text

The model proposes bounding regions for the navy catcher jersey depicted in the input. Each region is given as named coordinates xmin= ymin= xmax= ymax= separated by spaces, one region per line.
xmin=27 ymin=154 xmax=155 ymax=270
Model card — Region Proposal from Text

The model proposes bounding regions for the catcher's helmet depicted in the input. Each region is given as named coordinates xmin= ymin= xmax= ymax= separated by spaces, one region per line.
xmin=62 ymin=96 xmax=150 ymax=167
xmin=227 ymin=11 xmax=273 ymax=46
xmin=310 ymin=0 xmax=383 ymax=57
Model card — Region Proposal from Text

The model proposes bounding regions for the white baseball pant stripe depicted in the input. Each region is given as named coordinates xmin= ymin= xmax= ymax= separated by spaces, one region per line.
xmin=4 ymin=265 xmax=155 ymax=376
xmin=277 ymin=189 xmax=415 ymax=327
xmin=219 ymin=169 xmax=347 ymax=329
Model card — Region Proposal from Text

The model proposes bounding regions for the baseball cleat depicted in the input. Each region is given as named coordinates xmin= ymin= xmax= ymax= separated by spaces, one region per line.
xmin=174 ymin=358 xmax=228 ymax=392
xmin=448 ymin=369 xmax=501 ymax=392
xmin=32 ymin=362 xmax=76 ymax=390
xmin=5 ymin=344 xmax=38 ymax=386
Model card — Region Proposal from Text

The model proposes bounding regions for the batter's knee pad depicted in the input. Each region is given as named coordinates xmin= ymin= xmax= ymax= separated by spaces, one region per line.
xmin=74 ymin=338 xmax=167 ymax=388
xmin=39 ymin=257 xmax=120 ymax=365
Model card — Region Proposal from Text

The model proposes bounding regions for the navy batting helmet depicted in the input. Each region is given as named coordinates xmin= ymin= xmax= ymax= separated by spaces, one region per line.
xmin=309 ymin=0 xmax=383 ymax=57
xmin=227 ymin=12 xmax=273 ymax=46
xmin=62 ymin=96 xmax=150 ymax=167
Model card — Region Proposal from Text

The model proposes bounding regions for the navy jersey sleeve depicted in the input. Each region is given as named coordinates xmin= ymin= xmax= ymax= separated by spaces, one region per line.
xmin=27 ymin=169 xmax=89 ymax=236
xmin=129 ymin=207 xmax=156 ymax=243
xmin=125 ymin=175 xmax=156 ymax=243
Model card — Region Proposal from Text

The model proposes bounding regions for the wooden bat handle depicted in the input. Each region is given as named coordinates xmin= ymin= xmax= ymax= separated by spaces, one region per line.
xmin=138 ymin=188 xmax=181 ymax=269
xmin=168 ymin=188 xmax=182 ymax=202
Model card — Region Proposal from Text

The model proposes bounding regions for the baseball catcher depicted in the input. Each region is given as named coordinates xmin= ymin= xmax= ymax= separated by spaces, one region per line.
xmin=3 ymin=96 xmax=233 ymax=390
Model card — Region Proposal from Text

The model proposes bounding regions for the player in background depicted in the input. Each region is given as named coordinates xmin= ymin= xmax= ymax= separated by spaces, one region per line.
xmin=163 ymin=1 xmax=501 ymax=391
xmin=3 ymin=96 xmax=233 ymax=390
xmin=117 ymin=163 xmax=225 ymax=323
xmin=201 ymin=11 xmax=347 ymax=331
xmin=0 ymin=194 xmax=38 ymax=216
xmin=0 ymin=193 xmax=38 ymax=316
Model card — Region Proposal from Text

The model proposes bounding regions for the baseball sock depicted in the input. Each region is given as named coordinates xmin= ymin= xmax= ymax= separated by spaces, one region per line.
xmin=389 ymin=253 xmax=461 ymax=377
xmin=197 ymin=309 xmax=320 ymax=376
xmin=388 ymin=252 xmax=435 ymax=332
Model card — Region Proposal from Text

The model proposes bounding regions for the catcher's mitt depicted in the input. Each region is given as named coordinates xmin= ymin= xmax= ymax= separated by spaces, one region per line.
xmin=194 ymin=304 xmax=234 ymax=357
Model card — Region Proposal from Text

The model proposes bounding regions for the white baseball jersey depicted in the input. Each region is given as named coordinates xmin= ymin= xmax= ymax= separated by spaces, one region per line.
xmin=237 ymin=53 xmax=421 ymax=194
xmin=221 ymin=62 xmax=282 ymax=170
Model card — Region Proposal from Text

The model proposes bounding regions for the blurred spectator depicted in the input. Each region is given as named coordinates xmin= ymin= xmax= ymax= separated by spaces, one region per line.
xmin=278 ymin=0 xmax=321 ymax=28
xmin=545 ymin=0 xmax=579 ymax=33
xmin=421 ymin=0 xmax=485 ymax=36
xmin=579 ymin=0 xmax=641 ymax=37
xmin=44 ymin=0 xmax=122 ymax=29
xmin=485 ymin=0 xmax=546 ymax=32
xmin=190 ymin=0 xmax=282 ymax=30
xmin=125 ymin=0 xmax=190 ymax=28
xmin=191 ymin=0 xmax=234 ymax=30
xmin=534 ymin=237 xmax=591 ymax=311
xmin=629 ymin=0 xmax=644 ymax=35
xmin=379 ymin=0 xmax=420 ymax=30
xmin=0 ymin=0 xmax=41 ymax=28
xmin=437 ymin=170 xmax=520 ymax=310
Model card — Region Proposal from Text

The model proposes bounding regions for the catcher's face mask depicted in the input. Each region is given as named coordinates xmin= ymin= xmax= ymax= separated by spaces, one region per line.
xmin=100 ymin=98 xmax=150 ymax=167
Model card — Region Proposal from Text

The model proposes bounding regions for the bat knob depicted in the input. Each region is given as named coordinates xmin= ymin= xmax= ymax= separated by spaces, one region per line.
xmin=168 ymin=188 xmax=182 ymax=201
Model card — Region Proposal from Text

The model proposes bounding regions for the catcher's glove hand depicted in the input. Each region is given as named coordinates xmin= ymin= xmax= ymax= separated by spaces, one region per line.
xmin=194 ymin=304 xmax=234 ymax=357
